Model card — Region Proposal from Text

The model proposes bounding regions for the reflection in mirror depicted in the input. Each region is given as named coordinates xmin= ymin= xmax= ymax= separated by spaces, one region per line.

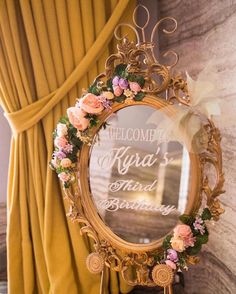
xmin=89 ymin=105 xmax=193 ymax=244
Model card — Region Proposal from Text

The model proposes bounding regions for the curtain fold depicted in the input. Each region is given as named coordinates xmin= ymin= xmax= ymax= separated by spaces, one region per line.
xmin=0 ymin=1 xmax=135 ymax=293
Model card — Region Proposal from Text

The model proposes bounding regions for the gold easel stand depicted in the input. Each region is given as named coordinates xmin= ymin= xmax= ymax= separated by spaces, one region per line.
xmin=99 ymin=267 xmax=107 ymax=294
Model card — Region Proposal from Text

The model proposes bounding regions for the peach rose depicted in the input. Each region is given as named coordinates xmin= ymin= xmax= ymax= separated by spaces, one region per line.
xmin=173 ymin=224 xmax=192 ymax=239
xmin=54 ymin=137 xmax=68 ymax=148
xmin=129 ymin=81 xmax=141 ymax=92
xmin=170 ymin=236 xmax=185 ymax=252
xmin=102 ymin=91 xmax=114 ymax=100
xmin=165 ymin=260 xmax=177 ymax=270
xmin=58 ymin=172 xmax=70 ymax=182
xmin=113 ymin=85 xmax=123 ymax=97
xmin=60 ymin=158 xmax=72 ymax=168
xmin=79 ymin=93 xmax=104 ymax=114
xmin=67 ymin=107 xmax=90 ymax=131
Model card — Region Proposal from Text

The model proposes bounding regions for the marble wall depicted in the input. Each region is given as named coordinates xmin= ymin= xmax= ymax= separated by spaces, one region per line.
xmin=158 ymin=0 xmax=236 ymax=293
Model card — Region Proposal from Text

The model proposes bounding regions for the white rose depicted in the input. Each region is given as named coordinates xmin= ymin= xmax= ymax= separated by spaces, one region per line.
xmin=57 ymin=123 xmax=68 ymax=137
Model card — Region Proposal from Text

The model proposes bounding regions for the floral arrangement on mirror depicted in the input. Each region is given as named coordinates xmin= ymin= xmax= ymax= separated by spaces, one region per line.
xmin=50 ymin=64 xmax=145 ymax=188
xmin=159 ymin=207 xmax=212 ymax=271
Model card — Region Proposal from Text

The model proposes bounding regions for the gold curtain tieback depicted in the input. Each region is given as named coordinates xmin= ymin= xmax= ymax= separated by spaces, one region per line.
xmin=4 ymin=0 xmax=130 ymax=135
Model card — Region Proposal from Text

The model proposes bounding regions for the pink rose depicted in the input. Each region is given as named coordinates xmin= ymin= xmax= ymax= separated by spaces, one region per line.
xmin=173 ymin=224 xmax=195 ymax=248
xmin=129 ymin=82 xmax=141 ymax=92
xmin=60 ymin=158 xmax=72 ymax=168
xmin=79 ymin=93 xmax=104 ymax=114
xmin=170 ymin=236 xmax=185 ymax=252
xmin=183 ymin=235 xmax=196 ymax=247
xmin=165 ymin=260 xmax=177 ymax=270
xmin=54 ymin=137 xmax=68 ymax=148
xmin=67 ymin=107 xmax=90 ymax=131
xmin=113 ymin=85 xmax=123 ymax=97
xmin=174 ymin=224 xmax=192 ymax=239
xmin=58 ymin=172 xmax=70 ymax=182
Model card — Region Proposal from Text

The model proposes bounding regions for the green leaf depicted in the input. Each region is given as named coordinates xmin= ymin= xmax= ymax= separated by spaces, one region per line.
xmin=102 ymin=122 xmax=110 ymax=130
xmin=59 ymin=116 xmax=68 ymax=124
xmin=202 ymin=208 xmax=212 ymax=221
xmin=71 ymin=137 xmax=82 ymax=148
xmin=134 ymin=92 xmax=145 ymax=101
xmin=162 ymin=235 xmax=172 ymax=249
xmin=53 ymin=129 xmax=57 ymax=139
xmin=56 ymin=167 xmax=65 ymax=174
xmin=135 ymin=76 xmax=145 ymax=87
xmin=67 ymin=151 xmax=78 ymax=163
xmin=196 ymin=234 xmax=209 ymax=244
xmin=128 ymin=74 xmax=145 ymax=87
xmin=204 ymin=227 xmax=209 ymax=236
xmin=90 ymin=119 xmax=98 ymax=127
xmin=64 ymin=181 xmax=70 ymax=188
xmin=186 ymin=239 xmax=202 ymax=256
xmin=68 ymin=125 xmax=77 ymax=136
xmin=88 ymin=84 xmax=100 ymax=95
xmin=84 ymin=114 xmax=99 ymax=127
xmin=127 ymin=74 xmax=135 ymax=82
xmin=106 ymin=78 xmax=113 ymax=91
xmin=114 ymin=64 xmax=127 ymax=76
xmin=179 ymin=214 xmax=194 ymax=225
xmin=115 ymin=95 xmax=126 ymax=103
xmin=85 ymin=113 xmax=96 ymax=120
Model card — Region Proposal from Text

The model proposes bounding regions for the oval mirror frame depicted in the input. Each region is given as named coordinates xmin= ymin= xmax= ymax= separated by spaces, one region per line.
xmin=60 ymin=89 xmax=225 ymax=287
xmin=79 ymin=96 xmax=201 ymax=252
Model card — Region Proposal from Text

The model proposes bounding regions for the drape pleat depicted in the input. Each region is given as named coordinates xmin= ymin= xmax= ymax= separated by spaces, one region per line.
xmin=0 ymin=1 xmax=135 ymax=293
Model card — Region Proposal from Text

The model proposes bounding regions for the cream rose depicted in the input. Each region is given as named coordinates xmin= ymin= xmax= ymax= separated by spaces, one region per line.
xmin=79 ymin=93 xmax=104 ymax=114
xmin=57 ymin=123 xmax=68 ymax=137
xmin=67 ymin=107 xmax=90 ymax=131
xmin=170 ymin=236 xmax=185 ymax=252
xmin=102 ymin=91 xmax=114 ymax=100
xmin=60 ymin=158 xmax=72 ymax=168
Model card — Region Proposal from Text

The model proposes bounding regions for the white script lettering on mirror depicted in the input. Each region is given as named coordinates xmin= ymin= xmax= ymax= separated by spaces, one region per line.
xmin=96 ymin=198 xmax=176 ymax=215
xmin=97 ymin=146 xmax=173 ymax=175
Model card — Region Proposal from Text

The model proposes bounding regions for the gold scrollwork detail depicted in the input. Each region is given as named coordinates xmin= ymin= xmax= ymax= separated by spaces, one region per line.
xmin=200 ymin=122 xmax=225 ymax=221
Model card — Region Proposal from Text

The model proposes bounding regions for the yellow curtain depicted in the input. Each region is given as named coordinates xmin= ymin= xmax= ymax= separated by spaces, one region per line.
xmin=0 ymin=0 xmax=135 ymax=293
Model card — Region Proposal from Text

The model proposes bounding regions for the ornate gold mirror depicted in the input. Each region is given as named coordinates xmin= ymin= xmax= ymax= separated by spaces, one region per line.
xmin=50 ymin=5 xmax=225 ymax=293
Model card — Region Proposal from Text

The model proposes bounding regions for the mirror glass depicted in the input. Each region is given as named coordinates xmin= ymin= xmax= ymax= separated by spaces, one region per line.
xmin=89 ymin=104 xmax=193 ymax=244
